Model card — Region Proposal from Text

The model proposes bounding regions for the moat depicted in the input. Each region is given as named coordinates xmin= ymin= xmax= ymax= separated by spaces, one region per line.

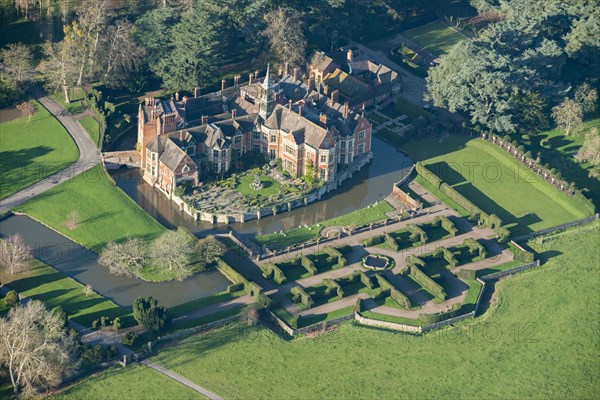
xmin=114 ymin=138 xmax=413 ymax=238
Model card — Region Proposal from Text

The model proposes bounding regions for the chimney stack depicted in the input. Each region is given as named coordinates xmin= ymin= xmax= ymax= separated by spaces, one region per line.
xmin=175 ymin=92 xmax=180 ymax=101
xmin=320 ymin=112 xmax=327 ymax=126
xmin=298 ymin=105 xmax=302 ymax=117
xmin=182 ymin=96 xmax=188 ymax=104
xmin=331 ymin=89 xmax=339 ymax=104
xmin=179 ymin=130 xmax=183 ymax=142
xmin=284 ymin=62 xmax=289 ymax=76
xmin=293 ymin=67 xmax=300 ymax=81
xmin=231 ymin=109 xmax=237 ymax=119
xmin=307 ymin=76 xmax=315 ymax=92
xmin=201 ymin=115 xmax=208 ymax=125
xmin=343 ymin=101 xmax=349 ymax=119
xmin=249 ymin=73 xmax=253 ymax=84
xmin=347 ymin=49 xmax=353 ymax=63
xmin=278 ymin=67 xmax=283 ymax=76
xmin=194 ymin=86 xmax=201 ymax=97
xmin=289 ymin=99 xmax=293 ymax=110
xmin=254 ymin=70 xmax=259 ymax=80
xmin=221 ymin=79 xmax=226 ymax=91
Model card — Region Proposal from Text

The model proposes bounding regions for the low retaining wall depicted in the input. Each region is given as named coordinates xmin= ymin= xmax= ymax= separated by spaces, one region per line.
xmin=391 ymin=165 xmax=422 ymax=211
xmin=264 ymin=309 xmax=354 ymax=337
xmin=512 ymin=214 xmax=599 ymax=242
xmin=354 ymin=314 xmax=422 ymax=333
xmin=478 ymin=260 xmax=540 ymax=281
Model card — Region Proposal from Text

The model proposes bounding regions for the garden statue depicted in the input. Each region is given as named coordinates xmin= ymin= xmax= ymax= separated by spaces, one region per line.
xmin=250 ymin=174 xmax=263 ymax=190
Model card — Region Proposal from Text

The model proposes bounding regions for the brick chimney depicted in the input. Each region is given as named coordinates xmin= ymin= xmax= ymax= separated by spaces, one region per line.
xmin=234 ymin=75 xmax=240 ymax=86
xmin=249 ymin=73 xmax=253 ymax=84
xmin=175 ymin=92 xmax=179 ymax=101
xmin=179 ymin=130 xmax=183 ymax=142
xmin=201 ymin=115 xmax=208 ymax=125
xmin=289 ymin=99 xmax=293 ymax=110
xmin=320 ymin=112 xmax=327 ymax=126
xmin=323 ymin=84 xmax=329 ymax=95
xmin=254 ymin=70 xmax=259 ymax=80
xmin=284 ymin=62 xmax=289 ymax=76
xmin=347 ymin=49 xmax=353 ymax=63
xmin=293 ymin=67 xmax=300 ymax=81
xmin=331 ymin=89 xmax=339 ymax=104
xmin=182 ymin=96 xmax=188 ymax=104
xmin=298 ymin=105 xmax=302 ymax=117
xmin=231 ymin=109 xmax=237 ymax=119
xmin=278 ymin=67 xmax=283 ymax=76
xmin=194 ymin=86 xmax=201 ymax=97
xmin=221 ymin=79 xmax=226 ymax=91
xmin=307 ymin=76 xmax=315 ymax=92
xmin=343 ymin=101 xmax=349 ymax=119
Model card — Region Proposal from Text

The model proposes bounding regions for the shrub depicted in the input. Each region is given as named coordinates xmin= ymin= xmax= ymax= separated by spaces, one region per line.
xmin=5 ymin=290 xmax=18 ymax=307
xmin=323 ymin=246 xmax=346 ymax=268
xmin=384 ymin=233 xmax=400 ymax=251
xmin=360 ymin=271 xmax=375 ymax=289
xmin=435 ymin=215 xmax=458 ymax=236
xmin=51 ymin=306 xmax=68 ymax=327
xmin=80 ymin=345 xmax=106 ymax=366
xmin=290 ymin=286 xmax=314 ymax=309
xmin=92 ymin=319 xmax=100 ymax=329
xmin=510 ymin=242 xmax=535 ymax=263
xmin=106 ymin=345 xmax=118 ymax=359
xmin=133 ymin=296 xmax=169 ymax=332
xmin=301 ymin=256 xmax=317 ymax=275
xmin=227 ymin=282 xmax=245 ymax=293
xmin=442 ymin=248 xmax=459 ymax=267
xmin=121 ymin=331 xmax=138 ymax=346
xmin=405 ymin=224 xmax=427 ymax=243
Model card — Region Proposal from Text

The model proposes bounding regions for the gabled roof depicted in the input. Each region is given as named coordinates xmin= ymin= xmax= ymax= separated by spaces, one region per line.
xmin=264 ymin=104 xmax=330 ymax=149
xmin=323 ymin=69 xmax=369 ymax=97
xmin=307 ymin=50 xmax=336 ymax=73
xmin=159 ymin=139 xmax=188 ymax=171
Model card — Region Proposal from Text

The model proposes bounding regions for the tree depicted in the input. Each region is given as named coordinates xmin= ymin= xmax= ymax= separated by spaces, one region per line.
xmin=150 ymin=230 xmax=193 ymax=280
xmin=99 ymin=19 xmax=146 ymax=88
xmin=132 ymin=296 xmax=169 ymax=331
xmin=133 ymin=6 xmax=180 ymax=76
xmin=82 ymin=284 xmax=94 ymax=298
xmin=154 ymin=6 xmax=219 ymax=91
xmin=574 ymin=83 xmax=598 ymax=114
xmin=5 ymin=290 xmax=18 ymax=307
xmin=0 ymin=234 xmax=32 ymax=275
xmin=552 ymin=98 xmax=583 ymax=136
xmin=262 ymin=7 xmax=306 ymax=67
xmin=576 ymin=128 xmax=600 ymax=178
xmin=15 ymin=100 xmax=37 ymax=123
xmin=75 ymin=0 xmax=110 ymax=78
xmin=303 ymin=159 xmax=317 ymax=185
xmin=0 ymin=301 xmax=75 ymax=397
xmin=196 ymin=235 xmax=226 ymax=266
xmin=38 ymin=41 xmax=79 ymax=103
xmin=98 ymin=237 xmax=145 ymax=277
xmin=63 ymin=210 xmax=80 ymax=230
xmin=0 ymin=43 xmax=33 ymax=83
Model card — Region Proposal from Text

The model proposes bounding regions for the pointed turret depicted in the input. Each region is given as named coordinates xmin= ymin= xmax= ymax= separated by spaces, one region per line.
xmin=259 ymin=64 xmax=276 ymax=120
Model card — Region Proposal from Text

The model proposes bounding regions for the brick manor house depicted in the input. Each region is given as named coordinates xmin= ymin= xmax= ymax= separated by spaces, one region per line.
xmin=137 ymin=49 xmax=401 ymax=198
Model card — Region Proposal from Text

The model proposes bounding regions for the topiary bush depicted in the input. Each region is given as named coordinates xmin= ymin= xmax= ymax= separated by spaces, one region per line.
xmin=133 ymin=296 xmax=169 ymax=332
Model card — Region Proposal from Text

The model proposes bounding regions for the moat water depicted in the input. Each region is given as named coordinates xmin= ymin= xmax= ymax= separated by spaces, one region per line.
xmin=114 ymin=137 xmax=413 ymax=238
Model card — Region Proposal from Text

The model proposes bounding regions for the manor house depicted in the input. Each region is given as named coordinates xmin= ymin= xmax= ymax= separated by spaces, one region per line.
xmin=137 ymin=50 xmax=397 ymax=198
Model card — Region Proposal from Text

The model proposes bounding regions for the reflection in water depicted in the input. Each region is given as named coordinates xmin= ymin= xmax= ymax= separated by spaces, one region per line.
xmin=114 ymin=138 xmax=413 ymax=237
xmin=0 ymin=215 xmax=229 ymax=307
xmin=0 ymin=107 xmax=22 ymax=123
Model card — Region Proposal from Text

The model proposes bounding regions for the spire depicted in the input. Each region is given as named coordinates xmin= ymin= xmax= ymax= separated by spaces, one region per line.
xmin=263 ymin=63 xmax=273 ymax=89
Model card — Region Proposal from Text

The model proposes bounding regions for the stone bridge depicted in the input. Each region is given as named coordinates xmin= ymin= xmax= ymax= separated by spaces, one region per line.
xmin=102 ymin=151 xmax=139 ymax=170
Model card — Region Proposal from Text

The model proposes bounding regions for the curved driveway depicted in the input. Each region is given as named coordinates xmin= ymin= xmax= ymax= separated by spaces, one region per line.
xmin=0 ymin=92 xmax=101 ymax=213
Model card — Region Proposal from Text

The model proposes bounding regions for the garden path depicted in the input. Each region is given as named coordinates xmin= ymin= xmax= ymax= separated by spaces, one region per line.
xmin=0 ymin=86 xmax=101 ymax=213
xmin=141 ymin=359 xmax=224 ymax=400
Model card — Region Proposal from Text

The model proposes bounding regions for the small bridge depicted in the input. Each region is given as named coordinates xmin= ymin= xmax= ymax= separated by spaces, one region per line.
xmin=102 ymin=151 xmax=139 ymax=170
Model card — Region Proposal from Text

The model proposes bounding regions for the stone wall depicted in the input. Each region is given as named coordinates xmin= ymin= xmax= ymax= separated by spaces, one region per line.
xmin=512 ymin=214 xmax=599 ymax=242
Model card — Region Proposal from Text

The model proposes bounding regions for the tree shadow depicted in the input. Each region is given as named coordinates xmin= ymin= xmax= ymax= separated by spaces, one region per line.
xmin=427 ymin=161 xmax=468 ymax=186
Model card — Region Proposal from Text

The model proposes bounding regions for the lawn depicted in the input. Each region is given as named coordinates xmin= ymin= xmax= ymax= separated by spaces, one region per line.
xmin=78 ymin=116 xmax=101 ymax=147
xmin=14 ymin=164 xmax=165 ymax=252
xmin=403 ymin=135 xmax=591 ymax=235
xmin=51 ymin=88 xmax=87 ymax=115
xmin=0 ymin=100 xmax=79 ymax=199
xmin=254 ymin=200 xmax=394 ymax=249
xmin=51 ymin=365 xmax=203 ymax=400
xmin=0 ymin=258 xmax=129 ymax=327
xmin=235 ymin=173 xmax=281 ymax=197
xmin=98 ymin=221 xmax=599 ymax=399
xmin=395 ymin=97 xmax=436 ymax=122
xmin=402 ymin=20 xmax=467 ymax=57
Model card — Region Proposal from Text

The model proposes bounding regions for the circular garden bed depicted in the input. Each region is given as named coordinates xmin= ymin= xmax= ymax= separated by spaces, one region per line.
xmin=362 ymin=254 xmax=393 ymax=271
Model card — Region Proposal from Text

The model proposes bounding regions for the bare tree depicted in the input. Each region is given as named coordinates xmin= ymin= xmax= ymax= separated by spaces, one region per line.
xmin=262 ymin=7 xmax=306 ymax=67
xmin=16 ymin=100 xmax=37 ymax=123
xmin=0 ymin=301 xmax=76 ymax=397
xmin=552 ymin=98 xmax=583 ymax=136
xmin=0 ymin=234 xmax=32 ymax=275
xmin=576 ymin=128 xmax=600 ymax=178
xmin=99 ymin=19 xmax=146 ymax=88
xmin=575 ymin=83 xmax=598 ymax=114
xmin=38 ymin=41 xmax=79 ymax=103
xmin=99 ymin=238 xmax=145 ymax=277
xmin=63 ymin=210 xmax=80 ymax=230
xmin=150 ymin=230 xmax=193 ymax=280
xmin=196 ymin=235 xmax=227 ymax=265
xmin=0 ymin=43 xmax=33 ymax=83
xmin=82 ymin=284 xmax=94 ymax=298
xmin=75 ymin=0 xmax=110 ymax=81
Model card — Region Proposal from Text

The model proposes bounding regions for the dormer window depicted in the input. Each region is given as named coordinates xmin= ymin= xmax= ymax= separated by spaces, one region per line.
xmin=182 ymin=164 xmax=190 ymax=173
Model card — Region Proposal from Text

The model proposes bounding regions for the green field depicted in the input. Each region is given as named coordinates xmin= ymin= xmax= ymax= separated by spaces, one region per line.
xmin=254 ymin=200 xmax=394 ymax=249
xmin=78 ymin=116 xmax=101 ymax=147
xmin=14 ymin=164 xmax=165 ymax=251
xmin=235 ymin=174 xmax=281 ymax=197
xmin=58 ymin=221 xmax=599 ymax=399
xmin=0 ymin=259 xmax=129 ymax=327
xmin=403 ymin=136 xmax=591 ymax=235
xmin=402 ymin=20 xmax=467 ymax=57
xmin=52 ymin=365 xmax=203 ymax=400
xmin=0 ymin=101 xmax=79 ymax=199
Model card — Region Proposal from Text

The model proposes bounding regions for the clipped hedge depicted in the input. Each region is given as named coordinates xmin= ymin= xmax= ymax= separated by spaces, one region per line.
xmin=323 ymin=278 xmax=344 ymax=298
xmin=291 ymin=286 xmax=315 ymax=309
xmin=463 ymin=238 xmax=487 ymax=259
xmin=443 ymin=248 xmax=459 ymax=267
xmin=410 ymin=264 xmax=447 ymax=300
xmin=361 ymin=235 xmax=385 ymax=247
xmin=216 ymin=259 xmax=250 ymax=288
xmin=300 ymin=256 xmax=317 ymax=276
xmin=354 ymin=298 xmax=364 ymax=313
xmin=360 ymin=271 xmax=375 ymax=289
xmin=323 ymin=246 xmax=346 ymax=268
xmin=384 ymin=232 xmax=400 ymax=251
xmin=435 ymin=215 xmax=458 ymax=236
xmin=510 ymin=242 xmax=535 ymax=263
xmin=416 ymin=162 xmax=442 ymax=188
xmin=336 ymin=245 xmax=353 ymax=255
xmin=405 ymin=224 xmax=427 ymax=243
xmin=227 ymin=282 xmax=245 ymax=293
xmin=390 ymin=289 xmax=412 ymax=309
xmin=260 ymin=262 xmax=287 ymax=284
xmin=457 ymin=269 xmax=476 ymax=280
xmin=418 ymin=303 xmax=464 ymax=324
